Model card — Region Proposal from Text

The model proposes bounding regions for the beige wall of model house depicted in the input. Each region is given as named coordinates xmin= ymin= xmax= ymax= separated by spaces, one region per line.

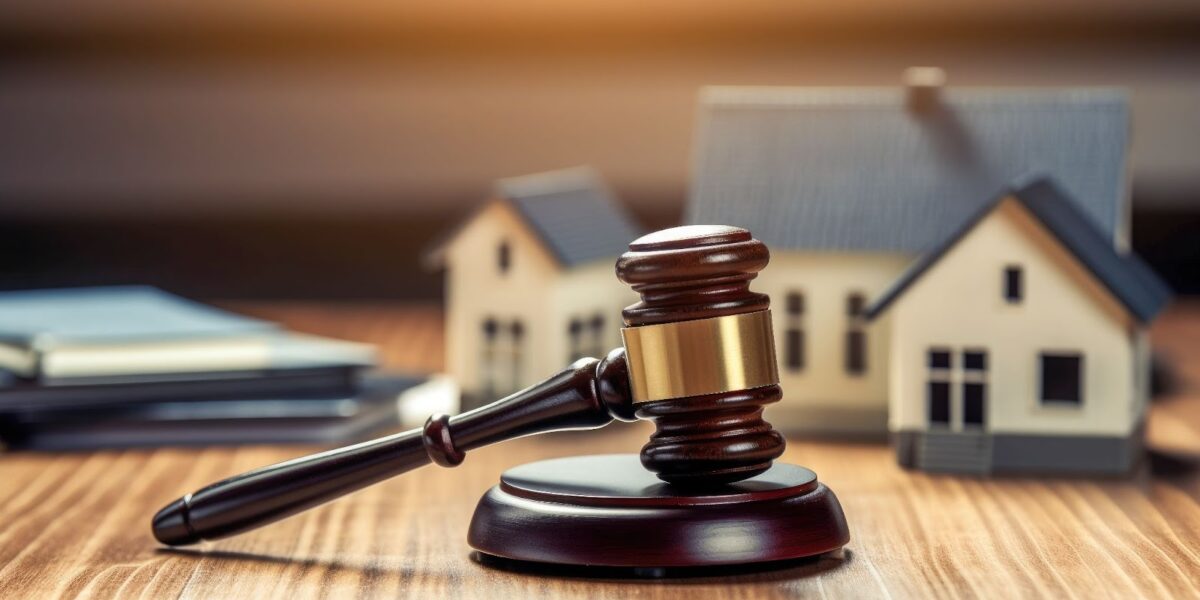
xmin=550 ymin=263 xmax=637 ymax=369
xmin=443 ymin=201 xmax=559 ymax=397
xmin=885 ymin=198 xmax=1145 ymax=438
xmin=754 ymin=252 xmax=912 ymax=433
xmin=438 ymin=173 xmax=639 ymax=401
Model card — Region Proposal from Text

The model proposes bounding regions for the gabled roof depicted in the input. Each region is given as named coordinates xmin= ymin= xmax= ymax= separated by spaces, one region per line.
xmin=496 ymin=167 xmax=641 ymax=267
xmin=866 ymin=175 xmax=1171 ymax=323
xmin=688 ymin=85 xmax=1130 ymax=253
xmin=424 ymin=166 xmax=641 ymax=269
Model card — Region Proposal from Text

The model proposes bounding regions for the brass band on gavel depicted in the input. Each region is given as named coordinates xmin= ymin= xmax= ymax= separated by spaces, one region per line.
xmin=620 ymin=310 xmax=779 ymax=404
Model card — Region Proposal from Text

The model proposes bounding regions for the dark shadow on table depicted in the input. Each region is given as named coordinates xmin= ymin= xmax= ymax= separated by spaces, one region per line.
xmin=158 ymin=547 xmax=428 ymax=581
xmin=470 ymin=548 xmax=853 ymax=583
xmin=159 ymin=546 xmax=851 ymax=585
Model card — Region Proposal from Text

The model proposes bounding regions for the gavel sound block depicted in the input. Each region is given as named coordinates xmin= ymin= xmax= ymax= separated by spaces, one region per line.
xmin=152 ymin=225 xmax=849 ymax=572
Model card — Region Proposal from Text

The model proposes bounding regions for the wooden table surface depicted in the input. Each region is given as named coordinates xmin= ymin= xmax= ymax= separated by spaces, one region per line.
xmin=3 ymin=301 xmax=1200 ymax=599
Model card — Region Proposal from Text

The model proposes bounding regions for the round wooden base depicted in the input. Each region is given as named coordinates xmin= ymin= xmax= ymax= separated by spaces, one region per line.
xmin=467 ymin=454 xmax=850 ymax=569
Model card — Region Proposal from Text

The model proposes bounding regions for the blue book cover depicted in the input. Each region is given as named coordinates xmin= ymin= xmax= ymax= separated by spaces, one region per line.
xmin=0 ymin=286 xmax=277 ymax=347
xmin=0 ymin=286 xmax=300 ymax=379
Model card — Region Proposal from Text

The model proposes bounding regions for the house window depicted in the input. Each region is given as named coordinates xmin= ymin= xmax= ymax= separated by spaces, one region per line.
xmin=845 ymin=293 xmax=867 ymax=376
xmin=929 ymin=382 xmax=951 ymax=425
xmin=963 ymin=350 xmax=987 ymax=371
xmin=497 ymin=241 xmax=511 ymax=274
xmin=962 ymin=350 xmax=988 ymax=426
xmin=784 ymin=291 xmax=805 ymax=372
xmin=786 ymin=330 xmax=805 ymax=372
xmin=927 ymin=348 xmax=952 ymax=426
xmin=846 ymin=294 xmax=865 ymax=317
xmin=589 ymin=313 xmax=606 ymax=357
xmin=510 ymin=320 xmax=525 ymax=391
xmin=481 ymin=317 xmax=500 ymax=398
xmin=786 ymin=292 xmax=805 ymax=315
xmin=928 ymin=350 xmax=952 ymax=369
xmin=567 ymin=318 xmax=584 ymax=362
xmin=1004 ymin=266 xmax=1022 ymax=303
xmin=846 ymin=331 xmax=866 ymax=374
xmin=1040 ymin=353 xmax=1083 ymax=405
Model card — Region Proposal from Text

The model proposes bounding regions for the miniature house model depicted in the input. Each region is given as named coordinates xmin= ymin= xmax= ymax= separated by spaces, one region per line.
xmin=868 ymin=176 xmax=1169 ymax=473
xmin=688 ymin=71 xmax=1170 ymax=473
xmin=428 ymin=167 xmax=640 ymax=404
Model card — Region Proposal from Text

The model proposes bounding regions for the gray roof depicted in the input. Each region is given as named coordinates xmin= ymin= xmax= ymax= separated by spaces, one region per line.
xmin=495 ymin=167 xmax=642 ymax=267
xmin=867 ymin=175 xmax=1171 ymax=323
xmin=688 ymin=86 xmax=1130 ymax=253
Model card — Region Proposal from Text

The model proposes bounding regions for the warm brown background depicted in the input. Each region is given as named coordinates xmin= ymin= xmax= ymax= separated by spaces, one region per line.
xmin=1 ymin=1 xmax=1198 ymax=298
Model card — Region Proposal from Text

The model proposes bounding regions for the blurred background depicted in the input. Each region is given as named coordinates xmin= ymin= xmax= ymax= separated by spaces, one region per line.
xmin=1 ymin=0 xmax=1198 ymax=300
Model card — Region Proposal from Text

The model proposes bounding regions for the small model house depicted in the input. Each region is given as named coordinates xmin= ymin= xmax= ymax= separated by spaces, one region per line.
xmin=688 ymin=70 xmax=1171 ymax=473
xmin=427 ymin=167 xmax=640 ymax=404
xmin=868 ymin=176 xmax=1169 ymax=473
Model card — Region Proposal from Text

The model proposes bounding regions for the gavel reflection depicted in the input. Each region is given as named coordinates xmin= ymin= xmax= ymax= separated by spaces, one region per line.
xmin=153 ymin=225 xmax=786 ymax=546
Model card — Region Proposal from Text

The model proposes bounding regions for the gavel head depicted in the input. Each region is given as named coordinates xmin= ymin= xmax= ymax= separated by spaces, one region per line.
xmin=614 ymin=224 xmax=786 ymax=486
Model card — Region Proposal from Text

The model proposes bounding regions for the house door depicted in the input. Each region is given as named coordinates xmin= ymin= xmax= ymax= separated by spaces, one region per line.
xmin=926 ymin=348 xmax=988 ymax=429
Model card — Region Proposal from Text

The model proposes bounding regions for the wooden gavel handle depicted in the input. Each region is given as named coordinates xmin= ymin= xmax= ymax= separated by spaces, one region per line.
xmin=152 ymin=350 xmax=633 ymax=546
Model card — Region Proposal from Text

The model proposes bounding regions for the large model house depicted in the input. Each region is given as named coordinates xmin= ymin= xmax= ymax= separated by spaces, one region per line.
xmin=688 ymin=72 xmax=1170 ymax=472
xmin=427 ymin=167 xmax=640 ymax=404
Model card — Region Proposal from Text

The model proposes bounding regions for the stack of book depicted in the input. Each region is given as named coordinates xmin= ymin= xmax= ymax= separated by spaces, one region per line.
xmin=0 ymin=286 xmax=422 ymax=450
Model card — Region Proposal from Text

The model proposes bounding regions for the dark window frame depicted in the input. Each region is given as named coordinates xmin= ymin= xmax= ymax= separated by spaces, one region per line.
xmin=509 ymin=319 xmax=525 ymax=392
xmin=1004 ymin=265 xmax=1023 ymax=303
xmin=846 ymin=293 xmax=866 ymax=317
xmin=844 ymin=292 xmax=867 ymax=376
xmin=786 ymin=292 xmax=805 ymax=316
xmin=963 ymin=382 xmax=986 ymax=426
xmin=962 ymin=348 xmax=988 ymax=427
xmin=588 ymin=312 xmax=606 ymax=357
xmin=928 ymin=349 xmax=952 ymax=370
xmin=928 ymin=381 xmax=951 ymax=426
xmin=784 ymin=290 xmax=806 ymax=373
xmin=482 ymin=317 xmax=499 ymax=341
xmin=785 ymin=328 xmax=805 ymax=371
xmin=497 ymin=240 xmax=512 ymax=274
xmin=481 ymin=316 xmax=501 ymax=397
xmin=927 ymin=348 xmax=953 ymax=428
xmin=845 ymin=330 xmax=867 ymax=375
xmin=963 ymin=350 xmax=987 ymax=371
xmin=1039 ymin=353 xmax=1084 ymax=406
xmin=567 ymin=318 xmax=584 ymax=361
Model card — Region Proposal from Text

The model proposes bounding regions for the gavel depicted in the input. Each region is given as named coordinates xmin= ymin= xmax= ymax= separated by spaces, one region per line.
xmin=152 ymin=225 xmax=786 ymax=546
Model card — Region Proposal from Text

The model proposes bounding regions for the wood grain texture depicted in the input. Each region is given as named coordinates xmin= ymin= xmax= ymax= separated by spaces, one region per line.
xmin=2 ymin=300 xmax=1200 ymax=599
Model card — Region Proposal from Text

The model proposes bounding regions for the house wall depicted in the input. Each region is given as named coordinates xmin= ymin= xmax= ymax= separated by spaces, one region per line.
xmin=443 ymin=200 xmax=560 ymax=397
xmin=886 ymin=198 xmax=1141 ymax=438
xmin=1132 ymin=328 xmax=1152 ymax=420
xmin=550 ymin=262 xmax=639 ymax=374
xmin=755 ymin=251 xmax=913 ymax=434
